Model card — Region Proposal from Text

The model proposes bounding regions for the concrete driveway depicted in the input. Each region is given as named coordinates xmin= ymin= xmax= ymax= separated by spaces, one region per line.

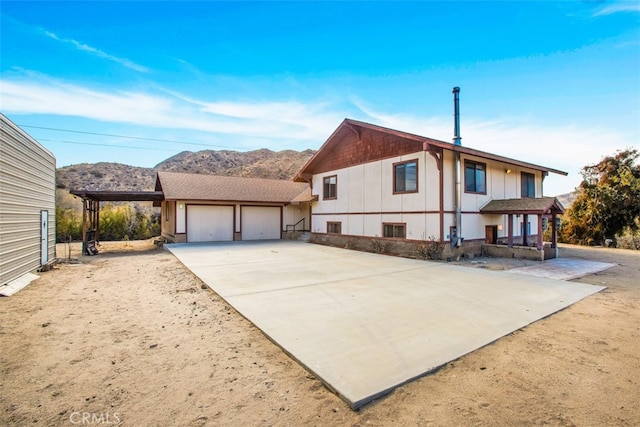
xmin=166 ymin=240 xmax=605 ymax=409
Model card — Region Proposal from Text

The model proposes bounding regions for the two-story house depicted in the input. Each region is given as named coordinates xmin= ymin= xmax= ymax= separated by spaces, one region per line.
xmin=294 ymin=118 xmax=566 ymax=260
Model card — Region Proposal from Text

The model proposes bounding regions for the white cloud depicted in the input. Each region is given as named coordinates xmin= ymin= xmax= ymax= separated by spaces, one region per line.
xmin=0 ymin=75 xmax=343 ymax=146
xmin=42 ymin=30 xmax=150 ymax=73
xmin=2 ymin=74 xmax=632 ymax=195
xmin=592 ymin=1 xmax=640 ymax=17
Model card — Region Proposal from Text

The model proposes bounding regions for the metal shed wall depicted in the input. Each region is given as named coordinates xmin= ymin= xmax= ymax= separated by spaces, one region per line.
xmin=0 ymin=113 xmax=56 ymax=286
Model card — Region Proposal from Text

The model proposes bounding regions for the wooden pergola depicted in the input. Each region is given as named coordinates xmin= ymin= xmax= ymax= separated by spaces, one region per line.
xmin=480 ymin=197 xmax=565 ymax=250
xmin=70 ymin=190 xmax=164 ymax=255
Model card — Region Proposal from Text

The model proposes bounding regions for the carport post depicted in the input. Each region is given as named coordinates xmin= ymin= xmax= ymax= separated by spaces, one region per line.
xmin=81 ymin=199 xmax=87 ymax=255
xmin=95 ymin=202 xmax=100 ymax=244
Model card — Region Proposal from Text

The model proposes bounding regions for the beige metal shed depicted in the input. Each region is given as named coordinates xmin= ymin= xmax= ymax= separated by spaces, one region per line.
xmin=0 ymin=113 xmax=56 ymax=286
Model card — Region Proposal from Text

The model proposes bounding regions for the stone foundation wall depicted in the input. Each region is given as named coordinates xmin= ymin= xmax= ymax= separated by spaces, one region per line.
xmin=543 ymin=245 xmax=558 ymax=260
xmin=482 ymin=244 xmax=548 ymax=261
xmin=309 ymin=233 xmax=484 ymax=261
xmin=161 ymin=233 xmax=187 ymax=243
xmin=283 ymin=231 xmax=302 ymax=240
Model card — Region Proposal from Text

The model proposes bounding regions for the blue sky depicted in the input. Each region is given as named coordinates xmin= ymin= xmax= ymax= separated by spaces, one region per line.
xmin=1 ymin=1 xmax=639 ymax=196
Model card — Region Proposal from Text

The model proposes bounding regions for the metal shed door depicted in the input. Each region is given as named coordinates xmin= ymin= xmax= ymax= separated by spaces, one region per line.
xmin=241 ymin=206 xmax=281 ymax=240
xmin=40 ymin=210 xmax=49 ymax=265
xmin=187 ymin=205 xmax=234 ymax=242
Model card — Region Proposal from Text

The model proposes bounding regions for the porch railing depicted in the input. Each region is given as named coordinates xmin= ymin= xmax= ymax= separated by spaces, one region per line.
xmin=285 ymin=218 xmax=306 ymax=232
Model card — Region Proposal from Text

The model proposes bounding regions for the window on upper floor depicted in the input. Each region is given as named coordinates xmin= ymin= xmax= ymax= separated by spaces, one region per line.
xmin=394 ymin=160 xmax=418 ymax=193
xmin=521 ymin=172 xmax=535 ymax=198
xmin=327 ymin=222 xmax=342 ymax=234
xmin=383 ymin=223 xmax=406 ymax=239
xmin=323 ymin=175 xmax=337 ymax=200
xmin=465 ymin=160 xmax=486 ymax=194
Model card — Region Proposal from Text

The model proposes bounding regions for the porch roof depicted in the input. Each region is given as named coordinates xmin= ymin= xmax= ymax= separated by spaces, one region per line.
xmin=480 ymin=197 xmax=565 ymax=215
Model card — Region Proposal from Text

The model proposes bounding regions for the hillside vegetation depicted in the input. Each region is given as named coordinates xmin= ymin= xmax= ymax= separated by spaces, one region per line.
xmin=158 ymin=148 xmax=315 ymax=180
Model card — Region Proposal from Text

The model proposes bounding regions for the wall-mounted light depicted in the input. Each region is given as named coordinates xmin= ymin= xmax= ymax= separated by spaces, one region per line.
xmin=179 ymin=203 xmax=184 ymax=209
xmin=505 ymin=168 xmax=512 ymax=174
xmin=497 ymin=224 xmax=503 ymax=231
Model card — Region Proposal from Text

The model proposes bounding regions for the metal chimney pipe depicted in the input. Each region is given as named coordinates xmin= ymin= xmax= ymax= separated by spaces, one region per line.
xmin=453 ymin=86 xmax=463 ymax=248
xmin=453 ymin=86 xmax=461 ymax=146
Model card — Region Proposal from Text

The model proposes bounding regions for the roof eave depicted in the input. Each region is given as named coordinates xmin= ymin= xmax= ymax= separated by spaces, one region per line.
xmin=451 ymin=145 xmax=568 ymax=176
xmin=300 ymin=118 xmax=568 ymax=177
xmin=70 ymin=190 xmax=165 ymax=202
xmin=295 ymin=118 xmax=351 ymax=179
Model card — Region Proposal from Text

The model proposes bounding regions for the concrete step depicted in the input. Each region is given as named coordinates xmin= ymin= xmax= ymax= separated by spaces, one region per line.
xmin=298 ymin=232 xmax=311 ymax=242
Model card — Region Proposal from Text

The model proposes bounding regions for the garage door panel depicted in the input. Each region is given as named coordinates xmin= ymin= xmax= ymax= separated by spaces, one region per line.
xmin=187 ymin=205 xmax=234 ymax=242
xmin=242 ymin=206 xmax=281 ymax=240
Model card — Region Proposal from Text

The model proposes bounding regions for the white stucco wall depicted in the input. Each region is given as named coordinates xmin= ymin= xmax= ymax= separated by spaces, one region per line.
xmin=311 ymin=149 xmax=544 ymax=241
xmin=458 ymin=153 xmax=542 ymax=240
xmin=176 ymin=201 xmax=186 ymax=233
xmin=282 ymin=202 xmax=311 ymax=231
xmin=312 ymin=152 xmax=442 ymax=239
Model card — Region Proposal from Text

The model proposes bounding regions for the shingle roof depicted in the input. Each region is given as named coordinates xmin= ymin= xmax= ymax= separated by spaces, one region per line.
xmin=156 ymin=171 xmax=312 ymax=203
xmin=480 ymin=197 xmax=565 ymax=215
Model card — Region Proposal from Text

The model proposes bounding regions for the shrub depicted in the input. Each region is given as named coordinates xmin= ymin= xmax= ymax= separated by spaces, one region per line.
xmin=616 ymin=222 xmax=640 ymax=250
xmin=55 ymin=206 xmax=82 ymax=242
xmin=371 ymin=237 xmax=387 ymax=254
xmin=416 ymin=236 xmax=445 ymax=260
xmin=99 ymin=204 xmax=131 ymax=241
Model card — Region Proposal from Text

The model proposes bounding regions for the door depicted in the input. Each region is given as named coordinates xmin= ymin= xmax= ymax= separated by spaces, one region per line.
xmin=241 ymin=206 xmax=281 ymax=240
xmin=41 ymin=210 xmax=49 ymax=265
xmin=485 ymin=225 xmax=497 ymax=244
xmin=186 ymin=205 xmax=234 ymax=242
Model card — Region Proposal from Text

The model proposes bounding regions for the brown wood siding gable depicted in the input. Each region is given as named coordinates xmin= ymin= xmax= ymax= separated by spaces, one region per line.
xmin=309 ymin=126 xmax=423 ymax=175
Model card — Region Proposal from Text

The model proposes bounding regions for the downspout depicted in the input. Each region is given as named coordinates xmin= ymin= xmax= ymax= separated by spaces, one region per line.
xmin=453 ymin=87 xmax=463 ymax=247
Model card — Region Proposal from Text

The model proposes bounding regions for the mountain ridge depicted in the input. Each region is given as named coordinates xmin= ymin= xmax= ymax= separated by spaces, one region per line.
xmin=56 ymin=148 xmax=315 ymax=191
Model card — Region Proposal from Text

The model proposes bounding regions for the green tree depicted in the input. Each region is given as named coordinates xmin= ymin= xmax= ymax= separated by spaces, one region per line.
xmin=97 ymin=204 xmax=161 ymax=241
xmin=129 ymin=206 xmax=160 ymax=240
xmin=561 ymin=148 xmax=640 ymax=246
xmin=99 ymin=204 xmax=131 ymax=241
xmin=55 ymin=206 xmax=82 ymax=242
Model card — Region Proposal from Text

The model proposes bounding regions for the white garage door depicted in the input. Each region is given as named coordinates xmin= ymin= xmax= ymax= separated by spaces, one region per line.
xmin=241 ymin=206 xmax=281 ymax=240
xmin=187 ymin=205 xmax=234 ymax=242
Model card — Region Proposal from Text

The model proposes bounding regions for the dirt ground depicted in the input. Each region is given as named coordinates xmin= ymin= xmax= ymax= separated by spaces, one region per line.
xmin=1 ymin=241 xmax=638 ymax=426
